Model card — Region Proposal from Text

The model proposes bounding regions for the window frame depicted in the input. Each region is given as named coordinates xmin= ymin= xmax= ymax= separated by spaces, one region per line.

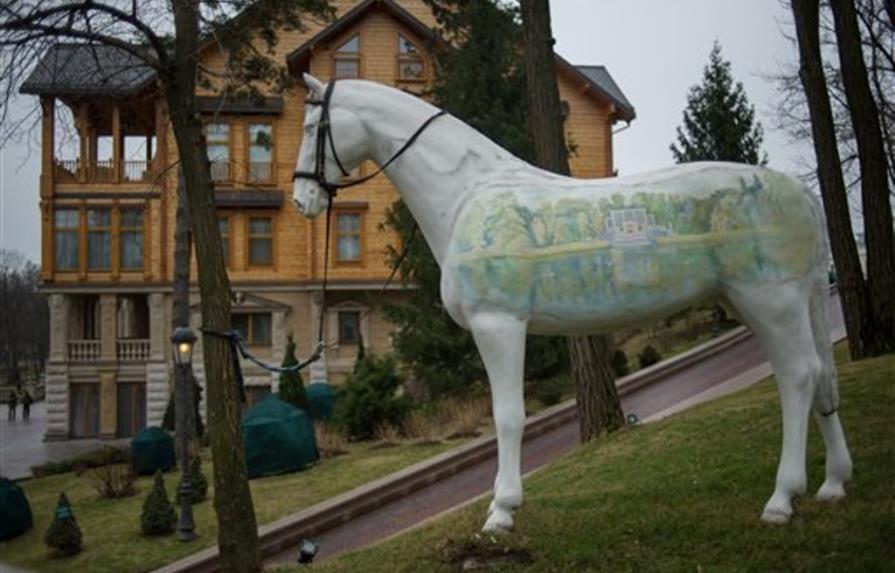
xmin=337 ymin=310 xmax=361 ymax=346
xmin=218 ymin=213 xmax=234 ymax=269
xmin=86 ymin=207 xmax=112 ymax=271
xmin=53 ymin=207 xmax=81 ymax=272
xmin=396 ymin=33 xmax=425 ymax=82
xmin=245 ymin=119 xmax=276 ymax=185
xmin=118 ymin=206 xmax=145 ymax=272
xmin=332 ymin=33 xmax=362 ymax=79
xmin=204 ymin=120 xmax=233 ymax=184
xmin=232 ymin=312 xmax=273 ymax=347
xmin=245 ymin=213 xmax=276 ymax=269
xmin=333 ymin=208 xmax=365 ymax=266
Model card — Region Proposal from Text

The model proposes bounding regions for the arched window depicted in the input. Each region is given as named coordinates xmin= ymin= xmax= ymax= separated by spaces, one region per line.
xmin=333 ymin=34 xmax=360 ymax=79
xmin=397 ymin=34 xmax=424 ymax=81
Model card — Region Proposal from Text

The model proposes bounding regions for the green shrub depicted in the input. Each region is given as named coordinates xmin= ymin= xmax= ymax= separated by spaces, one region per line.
xmin=278 ymin=334 xmax=309 ymax=411
xmin=335 ymin=353 xmax=412 ymax=440
xmin=31 ymin=446 xmax=129 ymax=477
xmin=141 ymin=471 xmax=176 ymax=536
xmin=161 ymin=376 xmax=205 ymax=437
xmin=177 ymin=457 xmax=208 ymax=504
xmin=611 ymin=349 xmax=630 ymax=377
xmin=530 ymin=376 xmax=568 ymax=407
xmin=638 ymin=345 xmax=663 ymax=369
xmin=43 ymin=493 xmax=82 ymax=557
xmin=174 ymin=456 xmax=208 ymax=505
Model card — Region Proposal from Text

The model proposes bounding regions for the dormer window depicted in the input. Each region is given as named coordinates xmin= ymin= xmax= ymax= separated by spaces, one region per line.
xmin=333 ymin=34 xmax=360 ymax=79
xmin=397 ymin=34 xmax=424 ymax=81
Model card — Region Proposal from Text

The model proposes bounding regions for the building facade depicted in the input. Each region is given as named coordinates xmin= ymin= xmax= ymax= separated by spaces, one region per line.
xmin=20 ymin=0 xmax=635 ymax=440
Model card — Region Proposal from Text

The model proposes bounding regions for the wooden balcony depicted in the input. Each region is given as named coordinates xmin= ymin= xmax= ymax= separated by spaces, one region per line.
xmin=54 ymin=159 xmax=157 ymax=185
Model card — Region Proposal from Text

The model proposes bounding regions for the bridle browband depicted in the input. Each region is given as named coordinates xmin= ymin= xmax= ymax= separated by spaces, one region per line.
xmin=292 ymin=79 xmax=447 ymax=197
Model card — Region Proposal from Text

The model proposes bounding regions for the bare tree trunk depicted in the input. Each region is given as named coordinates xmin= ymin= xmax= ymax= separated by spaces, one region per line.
xmin=167 ymin=2 xmax=259 ymax=571
xmin=791 ymin=0 xmax=881 ymax=360
xmin=830 ymin=0 xmax=895 ymax=354
xmin=520 ymin=0 xmax=624 ymax=441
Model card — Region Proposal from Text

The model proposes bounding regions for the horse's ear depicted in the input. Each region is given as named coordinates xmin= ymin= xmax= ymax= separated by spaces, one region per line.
xmin=303 ymin=73 xmax=325 ymax=98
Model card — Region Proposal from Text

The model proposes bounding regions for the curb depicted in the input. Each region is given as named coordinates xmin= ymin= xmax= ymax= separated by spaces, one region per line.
xmin=152 ymin=325 xmax=752 ymax=573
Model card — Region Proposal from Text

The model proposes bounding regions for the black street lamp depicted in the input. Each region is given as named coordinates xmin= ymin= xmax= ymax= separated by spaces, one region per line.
xmin=171 ymin=326 xmax=198 ymax=542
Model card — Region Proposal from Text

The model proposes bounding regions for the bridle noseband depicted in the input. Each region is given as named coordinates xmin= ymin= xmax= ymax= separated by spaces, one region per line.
xmin=292 ymin=79 xmax=447 ymax=198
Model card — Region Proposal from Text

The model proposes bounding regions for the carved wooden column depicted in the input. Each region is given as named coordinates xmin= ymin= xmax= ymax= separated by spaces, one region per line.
xmin=40 ymin=96 xmax=55 ymax=196
xmin=98 ymin=293 xmax=119 ymax=438
xmin=112 ymin=102 xmax=122 ymax=182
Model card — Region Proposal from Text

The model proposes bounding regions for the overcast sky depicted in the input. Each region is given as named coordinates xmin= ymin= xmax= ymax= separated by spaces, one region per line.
xmin=0 ymin=0 xmax=806 ymax=264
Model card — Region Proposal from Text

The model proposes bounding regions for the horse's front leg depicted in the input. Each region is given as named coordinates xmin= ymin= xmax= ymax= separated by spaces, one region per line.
xmin=469 ymin=311 xmax=527 ymax=533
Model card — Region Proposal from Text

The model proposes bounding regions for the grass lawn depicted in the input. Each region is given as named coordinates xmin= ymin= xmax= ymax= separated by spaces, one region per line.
xmin=298 ymin=346 xmax=895 ymax=573
xmin=0 ymin=439 xmax=462 ymax=573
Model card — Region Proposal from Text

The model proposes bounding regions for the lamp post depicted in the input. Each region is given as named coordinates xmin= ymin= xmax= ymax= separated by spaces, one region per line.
xmin=171 ymin=326 xmax=198 ymax=542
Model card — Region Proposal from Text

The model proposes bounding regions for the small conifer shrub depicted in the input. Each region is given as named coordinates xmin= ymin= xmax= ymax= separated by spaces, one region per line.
xmin=611 ymin=349 xmax=630 ymax=377
xmin=177 ymin=457 xmax=209 ymax=504
xmin=278 ymin=334 xmax=309 ymax=411
xmin=638 ymin=345 xmax=663 ymax=369
xmin=44 ymin=493 xmax=82 ymax=557
xmin=141 ymin=471 xmax=176 ymax=535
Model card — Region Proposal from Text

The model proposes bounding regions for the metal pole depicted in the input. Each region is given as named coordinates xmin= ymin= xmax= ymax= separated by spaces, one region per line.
xmin=176 ymin=359 xmax=198 ymax=542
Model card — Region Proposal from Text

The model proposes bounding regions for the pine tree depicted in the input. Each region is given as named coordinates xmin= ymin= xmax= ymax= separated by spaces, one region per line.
xmin=44 ymin=493 xmax=82 ymax=557
xmin=381 ymin=0 xmax=567 ymax=398
xmin=141 ymin=471 xmax=177 ymax=536
xmin=278 ymin=334 xmax=309 ymax=410
xmin=671 ymin=41 xmax=768 ymax=165
xmin=177 ymin=457 xmax=209 ymax=504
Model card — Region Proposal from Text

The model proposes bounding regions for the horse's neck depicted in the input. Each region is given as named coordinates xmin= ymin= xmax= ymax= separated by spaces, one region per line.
xmin=343 ymin=84 xmax=528 ymax=263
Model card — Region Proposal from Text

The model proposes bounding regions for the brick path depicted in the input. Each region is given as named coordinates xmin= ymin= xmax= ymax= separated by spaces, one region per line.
xmin=266 ymin=296 xmax=844 ymax=566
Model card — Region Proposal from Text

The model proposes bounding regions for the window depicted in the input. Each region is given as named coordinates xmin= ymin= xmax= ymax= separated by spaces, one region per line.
xmin=333 ymin=34 xmax=360 ymax=79
xmin=69 ymin=383 xmax=100 ymax=438
xmin=205 ymin=123 xmax=230 ymax=182
xmin=247 ymin=216 xmax=273 ymax=267
xmin=119 ymin=207 xmax=144 ymax=270
xmin=116 ymin=382 xmax=146 ymax=438
xmin=338 ymin=311 xmax=361 ymax=345
xmin=248 ymin=123 xmax=273 ymax=183
xmin=232 ymin=313 xmax=272 ymax=346
xmin=336 ymin=212 xmax=362 ymax=262
xmin=397 ymin=34 xmax=424 ymax=81
xmin=54 ymin=209 xmax=80 ymax=270
xmin=218 ymin=216 xmax=231 ymax=268
xmin=87 ymin=208 xmax=111 ymax=270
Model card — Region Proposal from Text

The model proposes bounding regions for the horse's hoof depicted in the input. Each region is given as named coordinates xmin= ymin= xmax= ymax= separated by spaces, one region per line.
xmin=816 ymin=480 xmax=846 ymax=502
xmin=761 ymin=507 xmax=792 ymax=524
xmin=482 ymin=507 xmax=514 ymax=533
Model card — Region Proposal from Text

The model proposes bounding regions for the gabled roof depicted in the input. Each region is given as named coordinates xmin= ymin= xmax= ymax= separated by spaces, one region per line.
xmin=286 ymin=0 xmax=441 ymax=76
xmin=19 ymin=44 xmax=157 ymax=97
xmin=286 ymin=0 xmax=635 ymax=122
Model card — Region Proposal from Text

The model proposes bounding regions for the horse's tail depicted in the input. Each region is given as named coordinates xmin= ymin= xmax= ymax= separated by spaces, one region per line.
xmin=801 ymin=176 xmax=839 ymax=415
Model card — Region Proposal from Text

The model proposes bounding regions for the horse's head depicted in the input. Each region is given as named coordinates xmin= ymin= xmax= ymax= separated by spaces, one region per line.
xmin=293 ymin=73 xmax=368 ymax=218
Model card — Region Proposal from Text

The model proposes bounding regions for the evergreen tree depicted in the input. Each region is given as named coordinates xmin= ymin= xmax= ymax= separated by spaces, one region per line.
xmin=278 ymin=334 xmax=309 ymax=411
xmin=381 ymin=0 xmax=567 ymax=398
xmin=161 ymin=377 xmax=205 ymax=437
xmin=671 ymin=41 xmax=768 ymax=165
xmin=141 ymin=471 xmax=176 ymax=536
xmin=177 ymin=457 xmax=209 ymax=504
xmin=43 ymin=493 xmax=82 ymax=557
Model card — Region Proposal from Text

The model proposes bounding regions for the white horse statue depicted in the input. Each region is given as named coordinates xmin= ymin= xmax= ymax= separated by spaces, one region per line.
xmin=292 ymin=74 xmax=853 ymax=532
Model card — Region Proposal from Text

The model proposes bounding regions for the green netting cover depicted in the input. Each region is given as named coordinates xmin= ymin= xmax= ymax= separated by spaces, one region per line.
xmin=0 ymin=478 xmax=33 ymax=540
xmin=131 ymin=426 xmax=176 ymax=475
xmin=306 ymin=382 xmax=336 ymax=420
xmin=243 ymin=395 xmax=318 ymax=479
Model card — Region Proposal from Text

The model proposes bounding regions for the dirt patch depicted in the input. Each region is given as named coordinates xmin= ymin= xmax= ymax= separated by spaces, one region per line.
xmin=441 ymin=534 xmax=534 ymax=571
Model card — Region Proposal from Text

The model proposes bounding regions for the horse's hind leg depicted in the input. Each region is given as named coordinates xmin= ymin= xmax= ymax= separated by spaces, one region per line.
xmin=468 ymin=311 xmax=527 ymax=533
xmin=725 ymin=282 xmax=820 ymax=523
xmin=807 ymin=272 xmax=852 ymax=501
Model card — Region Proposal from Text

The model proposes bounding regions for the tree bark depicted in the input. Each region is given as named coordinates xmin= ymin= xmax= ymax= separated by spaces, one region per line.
xmin=167 ymin=2 xmax=260 ymax=571
xmin=791 ymin=0 xmax=882 ymax=360
xmin=172 ymin=171 xmax=197 ymax=452
xmin=830 ymin=0 xmax=895 ymax=354
xmin=520 ymin=0 xmax=624 ymax=442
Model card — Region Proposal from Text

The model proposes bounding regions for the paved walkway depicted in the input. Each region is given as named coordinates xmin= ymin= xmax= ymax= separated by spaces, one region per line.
xmin=266 ymin=295 xmax=845 ymax=567
xmin=0 ymin=402 xmax=127 ymax=480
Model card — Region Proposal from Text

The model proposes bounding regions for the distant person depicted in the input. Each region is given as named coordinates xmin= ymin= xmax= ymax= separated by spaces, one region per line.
xmin=21 ymin=388 xmax=33 ymax=421
xmin=7 ymin=388 xmax=17 ymax=421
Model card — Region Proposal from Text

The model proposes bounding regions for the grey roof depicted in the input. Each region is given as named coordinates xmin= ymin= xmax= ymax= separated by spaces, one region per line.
xmin=19 ymin=44 xmax=157 ymax=97
xmin=575 ymin=65 xmax=635 ymax=121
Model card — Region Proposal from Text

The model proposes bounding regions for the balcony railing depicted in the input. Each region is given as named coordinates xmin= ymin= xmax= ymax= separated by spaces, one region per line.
xmin=68 ymin=339 xmax=101 ymax=363
xmin=54 ymin=159 xmax=156 ymax=184
xmin=117 ymin=339 xmax=150 ymax=362
xmin=210 ymin=160 xmax=231 ymax=183
xmin=248 ymin=161 xmax=273 ymax=183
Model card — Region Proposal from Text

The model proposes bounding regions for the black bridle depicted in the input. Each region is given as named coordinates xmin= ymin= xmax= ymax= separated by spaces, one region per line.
xmin=292 ymin=79 xmax=447 ymax=197
xmin=292 ymin=79 xmax=446 ymax=347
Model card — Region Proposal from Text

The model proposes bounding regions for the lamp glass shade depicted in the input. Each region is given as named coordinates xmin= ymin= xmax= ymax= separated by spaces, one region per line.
xmin=171 ymin=327 xmax=197 ymax=366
